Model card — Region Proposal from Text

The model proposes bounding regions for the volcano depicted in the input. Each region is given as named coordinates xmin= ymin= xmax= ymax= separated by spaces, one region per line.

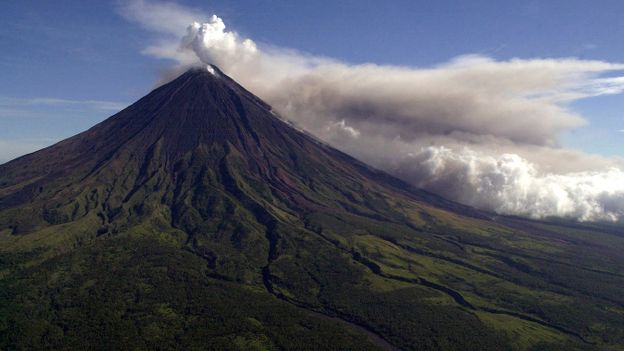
xmin=1 ymin=66 xmax=623 ymax=350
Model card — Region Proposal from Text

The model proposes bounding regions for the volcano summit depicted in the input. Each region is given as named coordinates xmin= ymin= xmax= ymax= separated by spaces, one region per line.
xmin=1 ymin=66 xmax=623 ymax=350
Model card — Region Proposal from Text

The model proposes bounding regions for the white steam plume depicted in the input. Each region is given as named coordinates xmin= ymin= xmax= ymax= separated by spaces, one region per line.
xmin=121 ymin=0 xmax=624 ymax=221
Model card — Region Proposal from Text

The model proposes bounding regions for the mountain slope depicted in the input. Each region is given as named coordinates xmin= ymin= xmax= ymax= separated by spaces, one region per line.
xmin=1 ymin=66 xmax=623 ymax=350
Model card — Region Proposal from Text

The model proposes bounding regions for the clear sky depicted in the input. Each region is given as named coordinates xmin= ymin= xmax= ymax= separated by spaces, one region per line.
xmin=1 ymin=0 xmax=624 ymax=163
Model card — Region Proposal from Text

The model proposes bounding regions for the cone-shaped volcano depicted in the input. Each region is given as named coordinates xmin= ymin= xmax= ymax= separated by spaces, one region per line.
xmin=0 ymin=65 xmax=472 ymax=220
xmin=0 ymin=66 xmax=619 ymax=351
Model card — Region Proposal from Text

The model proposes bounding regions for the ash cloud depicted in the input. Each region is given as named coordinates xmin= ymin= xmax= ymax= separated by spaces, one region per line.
xmin=121 ymin=0 xmax=624 ymax=221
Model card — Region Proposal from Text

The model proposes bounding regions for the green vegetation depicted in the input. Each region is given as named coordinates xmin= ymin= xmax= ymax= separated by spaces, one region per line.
xmin=0 ymin=68 xmax=623 ymax=350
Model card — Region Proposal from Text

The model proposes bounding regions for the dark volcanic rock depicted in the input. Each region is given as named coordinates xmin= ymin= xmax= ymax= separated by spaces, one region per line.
xmin=0 ymin=65 xmax=619 ymax=351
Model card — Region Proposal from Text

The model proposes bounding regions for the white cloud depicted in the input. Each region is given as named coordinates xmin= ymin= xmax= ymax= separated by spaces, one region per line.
xmin=120 ymin=0 xmax=624 ymax=221
xmin=118 ymin=0 xmax=205 ymax=35
xmin=397 ymin=146 xmax=624 ymax=221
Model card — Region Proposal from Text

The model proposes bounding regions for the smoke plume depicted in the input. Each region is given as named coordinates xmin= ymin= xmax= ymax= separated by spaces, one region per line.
xmin=121 ymin=0 xmax=624 ymax=221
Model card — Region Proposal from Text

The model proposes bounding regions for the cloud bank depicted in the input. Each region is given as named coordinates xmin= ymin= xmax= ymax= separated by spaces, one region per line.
xmin=121 ymin=0 xmax=624 ymax=221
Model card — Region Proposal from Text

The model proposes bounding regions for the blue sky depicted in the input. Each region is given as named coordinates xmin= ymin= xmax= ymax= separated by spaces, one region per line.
xmin=1 ymin=0 xmax=624 ymax=162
